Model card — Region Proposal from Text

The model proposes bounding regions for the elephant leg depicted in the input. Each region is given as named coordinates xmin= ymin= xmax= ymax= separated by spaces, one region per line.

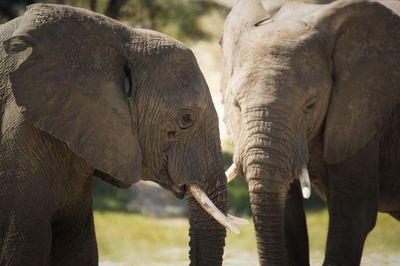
xmin=0 ymin=201 xmax=52 ymax=266
xmin=0 ymin=166 xmax=52 ymax=265
xmin=50 ymin=183 xmax=98 ymax=266
xmin=324 ymin=140 xmax=379 ymax=266
xmin=285 ymin=180 xmax=310 ymax=266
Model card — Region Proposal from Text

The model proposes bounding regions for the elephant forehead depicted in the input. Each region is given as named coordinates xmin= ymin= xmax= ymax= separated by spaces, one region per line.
xmin=166 ymin=89 xmax=206 ymax=109
xmin=165 ymin=65 xmax=209 ymax=108
xmin=271 ymin=2 xmax=322 ymax=23
xmin=227 ymin=5 xmax=321 ymax=62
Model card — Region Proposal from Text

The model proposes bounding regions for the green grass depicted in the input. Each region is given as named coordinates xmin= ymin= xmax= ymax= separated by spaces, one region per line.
xmin=95 ymin=211 xmax=189 ymax=265
xmin=94 ymin=210 xmax=400 ymax=265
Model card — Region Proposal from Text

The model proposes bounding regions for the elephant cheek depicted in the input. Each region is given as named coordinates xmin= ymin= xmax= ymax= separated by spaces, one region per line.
xmin=167 ymin=145 xmax=204 ymax=188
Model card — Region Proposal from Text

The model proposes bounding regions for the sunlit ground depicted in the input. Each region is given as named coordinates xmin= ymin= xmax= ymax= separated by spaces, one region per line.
xmin=95 ymin=210 xmax=400 ymax=266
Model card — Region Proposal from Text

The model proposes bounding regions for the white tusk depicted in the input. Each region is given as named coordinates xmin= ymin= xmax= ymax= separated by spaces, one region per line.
xmin=299 ymin=166 xmax=311 ymax=199
xmin=228 ymin=214 xmax=249 ymax=225
xmin=225 ymin=163 xmax=238 ymax=183
xmin=188 ymin=185 xmax=240 ymax=234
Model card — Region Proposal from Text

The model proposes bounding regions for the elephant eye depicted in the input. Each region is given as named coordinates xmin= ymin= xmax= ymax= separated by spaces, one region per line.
xmin=176 ymin=108 xmax=195 ymax=129
xmin=177 ymin=113 xmax=194 ymax=129
xmin=123 ymin=68 xmax=132 ymax=97
xmin=304 ymin=99 xmax=317 ymax=114
xmin=233 ymin=99 xmax=241 ymax=112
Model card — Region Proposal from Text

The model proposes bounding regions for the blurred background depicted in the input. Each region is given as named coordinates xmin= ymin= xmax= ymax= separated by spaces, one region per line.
xmin=1 ymin=0 xmax=399 ymax=265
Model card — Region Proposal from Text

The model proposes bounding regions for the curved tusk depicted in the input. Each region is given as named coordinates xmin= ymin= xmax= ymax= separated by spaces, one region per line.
xmin=226 ymin=163 xmax=238 ymax=183
xmin=228 ymin=214 xmax=249 ymax=225
xmin=299 ymin=166 xmax=311 ymax=199
xmin=188 ymin=184 xmax=240 ymax=234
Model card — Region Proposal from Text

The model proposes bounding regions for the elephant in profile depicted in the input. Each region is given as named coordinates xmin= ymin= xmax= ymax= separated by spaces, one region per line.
xmin=0 ymin=4 xmax=239 ymax=266
xmin=221 ymin=0 xmax=400 ymax=265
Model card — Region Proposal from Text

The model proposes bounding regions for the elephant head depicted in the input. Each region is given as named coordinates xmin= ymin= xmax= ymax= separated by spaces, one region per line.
xmin=3 ymin=4 xmax=238 ymax=265
xmin=221 ymin=0 xmax=400 ymax=264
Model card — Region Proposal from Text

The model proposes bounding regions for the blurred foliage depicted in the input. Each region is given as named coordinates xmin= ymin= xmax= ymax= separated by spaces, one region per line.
xmin=118 ymin=0 xmax=228 ymax=41
xmin=0 ymin=0 xmax=34 ymax=22
xmin=0 ymin=0 xmax=229 ymax=41
xmin=93 ymin=177 xmax=131 ymax=212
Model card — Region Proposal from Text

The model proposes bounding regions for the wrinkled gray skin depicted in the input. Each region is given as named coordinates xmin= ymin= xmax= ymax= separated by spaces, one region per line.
xmin=0 ymin=4 xmax=227 ymax=266
xmin=221 ymin=0 xmax=400 ymax=265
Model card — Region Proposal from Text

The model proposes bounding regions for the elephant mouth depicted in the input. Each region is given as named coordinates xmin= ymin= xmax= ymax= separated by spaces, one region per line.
xmin=157 ymin=179 xmax=186 ymax=199
xmin=170 ymin=184 xmax=186 ymax=199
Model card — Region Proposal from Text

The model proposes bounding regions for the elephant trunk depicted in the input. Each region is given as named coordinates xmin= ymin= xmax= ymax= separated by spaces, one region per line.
xmin=241 ymin=115 xmax=296 ymax=265
xmin=186 ymin=122 xmax=227 ymax=266
xmin=187 ymin=173 xmax=227 ymax=266
xmin=248 ymin=166 xmax=289 ymax=265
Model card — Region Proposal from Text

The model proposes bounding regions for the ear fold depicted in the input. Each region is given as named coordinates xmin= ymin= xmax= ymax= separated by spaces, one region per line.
xmin=4 ymin=4 xmax=142 ymax=186
xmin=319 ymin=1 xmax=400 ymax=164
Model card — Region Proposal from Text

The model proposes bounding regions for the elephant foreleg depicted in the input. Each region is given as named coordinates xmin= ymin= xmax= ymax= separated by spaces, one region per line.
xmin=284 ymin=180 xmax=310 ymax=266
xmin=324 ymin=140 xmax=379 ymax=266
xmin=50 ymin=182 xmax=98 ymax=266
xmin=0 ymin=205 xmax=52 ymax=266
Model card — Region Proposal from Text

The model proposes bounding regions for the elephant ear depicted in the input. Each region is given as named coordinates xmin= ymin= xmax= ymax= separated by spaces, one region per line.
xmin=3 ymin=4 xmax=142 ymax=186
xmin=318 ymin=1 xmax=400 ymax=164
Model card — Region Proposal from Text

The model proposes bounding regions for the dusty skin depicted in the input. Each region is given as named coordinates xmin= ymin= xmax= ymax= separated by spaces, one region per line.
xmin=221 ymin=0 xmax=400 ymax=265
xmin=0 ymin=4 xmax=228 ymax=266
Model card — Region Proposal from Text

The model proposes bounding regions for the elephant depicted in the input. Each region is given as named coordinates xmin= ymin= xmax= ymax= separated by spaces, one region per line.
xmin=0 ymin=4 xmax=240 ymax=266
xmin=220 ymin=0 xmax=400 ymax=265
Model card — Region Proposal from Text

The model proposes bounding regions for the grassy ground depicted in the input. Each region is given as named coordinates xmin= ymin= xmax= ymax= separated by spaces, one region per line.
xmin=95 ymin=210 xmax=400 ymax=265
xmin=94 ymin=143 xmax=400 ymax=265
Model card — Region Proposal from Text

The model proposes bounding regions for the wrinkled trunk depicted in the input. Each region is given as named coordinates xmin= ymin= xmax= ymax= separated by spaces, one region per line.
xmin=242 ymin=115 xmax=294 ymax=265
xmin=186 ymin=121 xmax=227 ymax=266
xmin=187 ymin=173 xmax=227 ymax=266
xmin=248 ymin=167 xmax=289 ymax=265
